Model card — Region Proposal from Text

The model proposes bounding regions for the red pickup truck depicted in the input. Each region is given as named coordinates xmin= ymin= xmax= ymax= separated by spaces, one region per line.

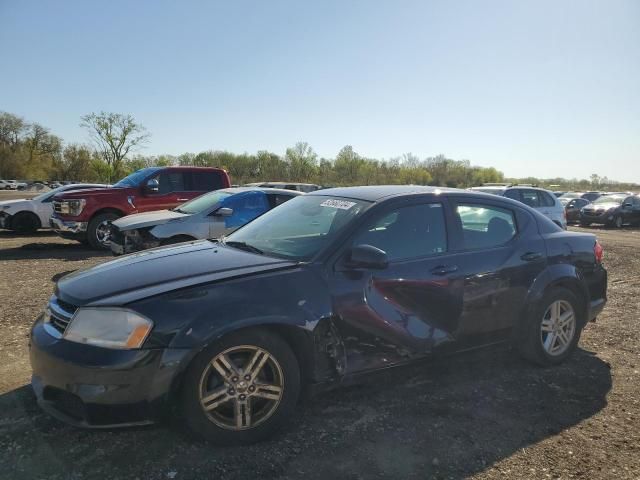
xmin=50 ymin=166 xmax=231 ymax=248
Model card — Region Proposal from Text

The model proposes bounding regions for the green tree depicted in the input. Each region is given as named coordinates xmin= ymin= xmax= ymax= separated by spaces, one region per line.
xmin=81 ymin=112 xmax=150 ymax=182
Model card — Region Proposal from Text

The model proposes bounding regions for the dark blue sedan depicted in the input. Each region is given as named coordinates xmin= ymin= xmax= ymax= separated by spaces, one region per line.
xmin=30 ymin=186 xmax=608 ymax=444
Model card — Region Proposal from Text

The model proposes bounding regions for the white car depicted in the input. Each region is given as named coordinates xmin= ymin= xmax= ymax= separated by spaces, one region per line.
xmin=0 ymin=180 xmax=18 ymax=190
xmin=0 ymin=183 xmax=106 ymax=233
xmin=469 ymin=185 xmax=567 ymax=229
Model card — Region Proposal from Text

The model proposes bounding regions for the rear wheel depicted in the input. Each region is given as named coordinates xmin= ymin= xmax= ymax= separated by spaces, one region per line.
xmin=12 ymin=211 xmax=40 ymax=234
xmin=181 ymin=329 xmax=300 ymax=445
xmin=87 ymin=212 xmax=119 ymax=249
xmin=613 ymin=215 xmax=623 ymax=229
xmin=518 ymin=287 xmax=582 ymax=366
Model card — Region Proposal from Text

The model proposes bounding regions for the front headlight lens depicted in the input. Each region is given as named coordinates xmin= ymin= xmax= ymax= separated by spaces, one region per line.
xmin=59 ymin=199 xmax=86 ymax=216
xmin=63 ymin=308 xmax=153 ymax=349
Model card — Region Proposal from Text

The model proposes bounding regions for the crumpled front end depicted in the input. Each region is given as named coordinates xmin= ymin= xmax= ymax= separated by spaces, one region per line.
xmin=0 ymin=210 xmax=13 ymax=229
xmin=110 ymin=224 xmax=161 ymax=255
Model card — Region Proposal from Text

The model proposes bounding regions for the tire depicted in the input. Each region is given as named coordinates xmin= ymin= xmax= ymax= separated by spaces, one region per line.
xmin=518 ymin=287 xmax=583 ymax=367
xmin=181 ymin=328 xmax=301 ymax=445
xmin=614 ymin=215 xmax=623 ymax=229
xmin=87 ymin=212 xmax=120 ymax=249
xmin=12 ymin=211 xmax=40 ymax=234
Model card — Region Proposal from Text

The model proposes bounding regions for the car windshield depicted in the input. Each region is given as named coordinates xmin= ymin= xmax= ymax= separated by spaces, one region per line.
xmin=174 ymin=190 xmax=233 ymax=214
xmin=225 ymin=195 xmax=370 ymax=260
xmin=113 ymin=167 xmax=161 ymax=187
xmin=593 ymin=195 xmax=625 ymax=205
xmin=560 ymin=192 xmax=582 ymax=199
xmin=32 ymin=185 xmax=68 ymax=202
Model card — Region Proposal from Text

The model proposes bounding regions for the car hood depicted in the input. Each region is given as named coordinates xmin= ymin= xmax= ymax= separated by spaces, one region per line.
xmin=56 ymin=240 xmax=296 ymax=305
xmin=113 ymin=209 xmax=189 ymax=230
xmin=0 ymin=199 xmax=31 ymax=211
xmin=586 ymin=203 xmax=619 ymax=210
xmin=53 ymin=186 xmax=117 ymax=200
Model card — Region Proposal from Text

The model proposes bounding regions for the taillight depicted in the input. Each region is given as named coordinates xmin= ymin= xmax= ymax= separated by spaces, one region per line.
xmin=594 ymin=240 xmax=604 ymax=263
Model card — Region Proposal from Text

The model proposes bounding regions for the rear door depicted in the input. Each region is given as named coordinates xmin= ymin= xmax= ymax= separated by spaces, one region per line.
xmin=448 ymin=196 xmax=547 ymax=336
xmin=331 ymin=198 xmax=466 ymax=372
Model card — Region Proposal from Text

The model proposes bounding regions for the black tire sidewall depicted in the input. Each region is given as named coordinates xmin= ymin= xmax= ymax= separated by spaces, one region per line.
xmin=180 ymin=328 xmax=301 ymax=445
xmin=12 ymin=212 xmax=39 ymax=233
xmin=87 ymin=213 xmax=119 ymax=249
xmin=522 ymin=288 xmax=583 ymax=366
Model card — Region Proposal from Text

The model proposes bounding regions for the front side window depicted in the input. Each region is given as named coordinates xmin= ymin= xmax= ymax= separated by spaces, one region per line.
xmin=221 ymin=192 xmax=270 ymax=228
xmin=456 ymin=204 xmax=516 ymax=249
xmin=352 ymin=203 xmax=447 ymax=261
xmin=113 ymin=167 xmax=161 ymax=188
xmin=156 ymin=172 xmax=185 ymax=194
xmin=175 ymin=190 xmax=232 ymax=214
xmin=226 ymin=195 xmax=370 ymax=260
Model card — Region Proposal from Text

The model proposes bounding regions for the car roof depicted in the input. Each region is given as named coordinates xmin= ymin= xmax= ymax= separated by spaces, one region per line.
xmin=219 ymin=187 xmax=304 ymax=196
xmin=306 ymin=185 xmax=461 ymax=202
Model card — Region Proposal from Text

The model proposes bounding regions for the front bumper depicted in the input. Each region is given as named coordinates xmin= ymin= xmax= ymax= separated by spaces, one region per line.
xmin=0 ymin=212 xmax=12 ymax=229
xmin=29 ymin=316 xmax=191 ymax=428
xmin=50 ymin=216 xmax=88 ymax=240
xmin=110 ymin=226 xmax=161 ymax=256
xmin=580 ymin=211 xmax=614 ymax=224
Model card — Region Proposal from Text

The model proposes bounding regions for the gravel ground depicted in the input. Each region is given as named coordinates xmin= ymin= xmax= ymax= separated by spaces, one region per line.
xmin=0 ymin=220 xmax=638 ymax=479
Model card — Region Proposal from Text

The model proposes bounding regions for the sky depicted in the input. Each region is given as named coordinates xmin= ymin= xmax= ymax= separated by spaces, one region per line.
xmin=1 ymin=0 xmax=638 ymax=182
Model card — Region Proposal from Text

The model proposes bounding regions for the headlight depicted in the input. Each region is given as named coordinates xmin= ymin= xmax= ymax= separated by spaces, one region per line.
xmin=63 ymin=308 xmax=153 ymax=349
xmin=58 ymin=199 xmax=86 ymax=216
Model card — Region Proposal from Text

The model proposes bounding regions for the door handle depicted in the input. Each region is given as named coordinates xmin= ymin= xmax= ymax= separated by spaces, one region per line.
xmin=177 ymin=198 xmax=189 ymax=201
xmin=430 ymin=265 xmax=458 ymax=275
xmin=521 ymin=252 xmax=542 ymax=261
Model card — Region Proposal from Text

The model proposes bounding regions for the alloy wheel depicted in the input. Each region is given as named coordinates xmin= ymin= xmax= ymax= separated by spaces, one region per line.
xmin=198 ymin=345 xmax=284 ymax=431
xmin=615 ymin=216 xmax=623 ymax=228
xmin=95 ymin=220 xmax=112 ymax=245
xmin=540 ymin=300 xmax=576 ymax=356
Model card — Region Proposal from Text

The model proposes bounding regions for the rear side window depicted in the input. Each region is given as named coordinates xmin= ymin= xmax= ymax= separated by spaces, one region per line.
xmin=352 ymin=203 xmax=447 ymax=261
xmin=520 ymin=190 xmax=541 ymax=208
xmin=539 ymin=191 xmax=556 ymax=207
xmin=188 ymin=171 xmax=225 ymax=191
xmin=455 ymin=204 xmax=516 ymax=249
xmin=266 ymin=193 xmax=295 ymax=209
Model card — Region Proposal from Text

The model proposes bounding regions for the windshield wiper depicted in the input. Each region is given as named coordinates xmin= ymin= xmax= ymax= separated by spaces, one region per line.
xmin=222 ymin=240 xmax=264 ymax=255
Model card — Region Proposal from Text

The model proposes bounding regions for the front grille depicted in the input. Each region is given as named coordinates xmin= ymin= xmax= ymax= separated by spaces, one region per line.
xmin=48 ymin=296 xmax=77 ymax=335
xmin=43 ymin=387 xmax=87 ymax=422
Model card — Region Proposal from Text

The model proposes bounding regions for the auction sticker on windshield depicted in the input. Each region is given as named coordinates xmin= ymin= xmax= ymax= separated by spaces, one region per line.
xmin=320 ymin=199 xmax=357 ymax=210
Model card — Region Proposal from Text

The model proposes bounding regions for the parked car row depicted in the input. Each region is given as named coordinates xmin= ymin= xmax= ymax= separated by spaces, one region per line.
xmin=468 ymin=184 xmax=567 ymax=229
xmin=29 ymin=185 xmax=608 ymax=444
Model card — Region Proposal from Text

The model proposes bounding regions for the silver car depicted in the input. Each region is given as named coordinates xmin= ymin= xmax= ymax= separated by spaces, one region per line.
xmin=469 ymin=185 xmax=567 ymax=229
xmin=109 ymin=187 xmax=302 ymax=255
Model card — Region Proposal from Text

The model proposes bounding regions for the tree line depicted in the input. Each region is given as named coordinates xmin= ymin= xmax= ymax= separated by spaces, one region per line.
xmin=0 ymin=111 xmax=636 ymax=191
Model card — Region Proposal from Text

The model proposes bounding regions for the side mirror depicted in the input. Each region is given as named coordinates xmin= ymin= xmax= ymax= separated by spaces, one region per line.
xmin=347 ymin=244 xmax=388 ymax=269
xmin=143 ymin=178 xmax=159 ymax=194
xmin=214 ymin=207 xmax=234 ymax=217
xmin=623 ymin=202 xmax=633 ymax=208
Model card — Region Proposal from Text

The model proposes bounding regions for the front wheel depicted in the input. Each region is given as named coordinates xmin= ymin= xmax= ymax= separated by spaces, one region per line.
xmin=87 ymin=212 xmax=120 ymax=249
xmin=12 ymin=212 xmax=40 ymax=234
xmin=181 ymin=329 xmax=301 ymax=445
xmin=518 ymin=287 xmax=582 ymax=366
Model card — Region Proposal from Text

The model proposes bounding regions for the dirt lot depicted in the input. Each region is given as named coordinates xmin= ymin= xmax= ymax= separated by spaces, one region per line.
xmin=0 ymin=217 xmax=638 ymax=479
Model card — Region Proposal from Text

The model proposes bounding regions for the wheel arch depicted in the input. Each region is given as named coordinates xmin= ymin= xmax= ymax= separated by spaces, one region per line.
xmin=165 ymin=319 xmax=341 ymax=406
xmin=92 ymin=207 xmax=125 ymax=219
xmin=524 ymin=264 xmax=590 ymax=327
xmin=12 ymin=210 xmax=42 ymax=229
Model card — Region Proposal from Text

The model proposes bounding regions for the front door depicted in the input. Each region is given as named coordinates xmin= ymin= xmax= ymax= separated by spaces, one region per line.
xmin=331 ymin=199 xmax=466 ymax=373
